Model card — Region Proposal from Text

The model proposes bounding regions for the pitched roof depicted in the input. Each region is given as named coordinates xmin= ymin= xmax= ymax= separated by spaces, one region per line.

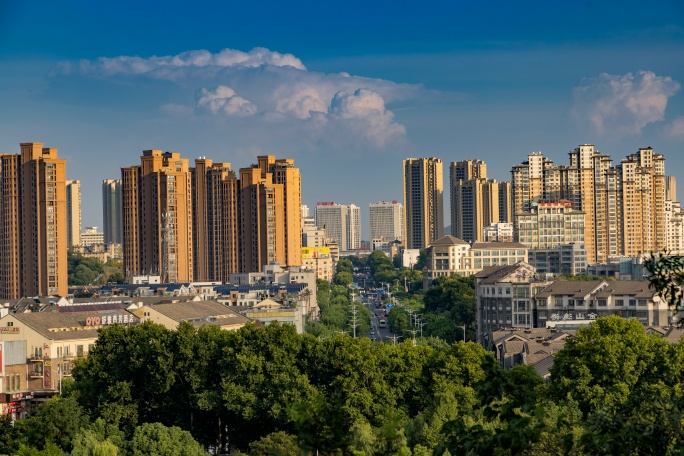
xmin=535 ymin=280 xmax=605 ymax=299
xmin=429 ymin=235 xmax=469 ymax=246
xmin=10 ymin=309 xmax=137 ymax=341
xmin=146 ymin=300 xmax=250 ymax=327
xmin=594 ymin=280 xmax=657 ymax=299
xmin=478 ymin=263 xmax=536 ymax=284
xmin=530 ymin=354 xmax=555 ymax=378
xmin=471 ymin=242 xmax=528 ymax=249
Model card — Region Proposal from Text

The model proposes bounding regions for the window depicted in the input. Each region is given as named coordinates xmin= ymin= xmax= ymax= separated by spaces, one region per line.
xmin=598 ymin=299 xmax=607 ymax=307
xmin=77 ymin=345 xmax=84 ymax=357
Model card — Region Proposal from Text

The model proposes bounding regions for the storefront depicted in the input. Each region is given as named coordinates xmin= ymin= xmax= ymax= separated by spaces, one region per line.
xmin=0 ymin=392 xmax=33 ymax=420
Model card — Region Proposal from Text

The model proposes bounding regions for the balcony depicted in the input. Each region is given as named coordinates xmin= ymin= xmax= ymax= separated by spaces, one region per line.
xmin=30 ymin=356 xmax=45 ymax=363
xmin=30 ymin=371 xmax=44 ymax=378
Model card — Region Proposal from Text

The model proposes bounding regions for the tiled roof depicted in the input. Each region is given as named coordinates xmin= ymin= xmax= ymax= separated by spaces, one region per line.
xmin=146 ymin=301 xmax=250 ymax=327
xmin=471 ymin=242 xmax=528 ymax=249
xmin=535 ymin=280 xmax=605 ymax=299
xmin=429 ymin=235 xmax=469 ymax=246
xmin=10 ymin=309 xmax=137 ymax=341
xmin=530 ymin=354 xmax=555 ymax=378
xmin=594 ymin=280 xmax=657 ymax=299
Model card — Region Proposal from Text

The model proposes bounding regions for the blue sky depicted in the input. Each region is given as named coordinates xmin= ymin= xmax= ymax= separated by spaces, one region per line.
xmin=1 ymin=1 xmax=683 ymax=238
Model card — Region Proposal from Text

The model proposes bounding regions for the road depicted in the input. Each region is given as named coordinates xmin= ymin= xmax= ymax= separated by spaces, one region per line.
xmin=358 ymin=292 xmax=401 ymax=344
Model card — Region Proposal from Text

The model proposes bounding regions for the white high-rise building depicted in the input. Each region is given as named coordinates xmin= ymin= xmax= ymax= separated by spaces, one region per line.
xmin=369 ymin=200 xmax=404 ymax=243
xmin=102 ymin=179 xmax=123 ymax=244
xmin=665 ymin=200 xmax=684 ymax=254
xmin=66 ymin=179 xmax=81 ymax=247
xmin=314 ymin=202 xmax=361 ymax=251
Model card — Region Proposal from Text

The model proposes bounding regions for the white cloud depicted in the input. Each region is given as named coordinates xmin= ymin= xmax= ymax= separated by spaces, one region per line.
xmin=52 ymin=47 xmax=421 ymax=149
xmin=196 ymin=86 xmax=257 ymax=117
xmin=666 ymin=117 xmax=684 ymax=139
xmin=572 ymin=71 xmax=680 ymax=136
xmin=275 ymin=87 xmax=328 ymax=119
xmin=56 ymin=47 xmax=306 ymax=76
xmin=329 ymin=89 xmax=407 ymax=148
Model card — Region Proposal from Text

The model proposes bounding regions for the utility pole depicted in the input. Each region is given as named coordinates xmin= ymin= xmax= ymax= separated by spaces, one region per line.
xmin=349 ymin=302 xmax=359 ymax=338
xmin=408 ymin=329 xmax=418 ymax=346
xmin=388 ymin=334 xmax=402 ymax=346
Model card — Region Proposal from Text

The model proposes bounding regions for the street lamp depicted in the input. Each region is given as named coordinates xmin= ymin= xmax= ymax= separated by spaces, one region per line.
xmin=459 ymin=325 xmax=466 ymax=342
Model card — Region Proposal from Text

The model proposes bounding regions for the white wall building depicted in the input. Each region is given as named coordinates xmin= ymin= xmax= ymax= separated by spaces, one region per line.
xmin=314 ymin=202 xmax=361 ymax=251
xmin=369 ymin=200 xmax=404 ymax=243
xmin=66 ymin=179 xmax=81 ymax=247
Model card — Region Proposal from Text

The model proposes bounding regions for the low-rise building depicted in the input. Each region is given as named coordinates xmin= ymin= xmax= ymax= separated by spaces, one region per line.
xmin=0 ymin=301 xmax=139 ymax=418
xmin=301 ymin=247 xmax=334 ymax=282
xmin=423 ymin=236 xmax=529 ymax=288
xmin=474 ymin=262 xmax=553 ymax=345
xmin=133 ymin=300 xmax=250 ymax=331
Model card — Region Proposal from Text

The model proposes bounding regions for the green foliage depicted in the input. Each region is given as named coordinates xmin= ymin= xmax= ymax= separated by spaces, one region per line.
xmin=68 ymin=251 xmax=124 ymax=286
xmin=16 ymin=396 xmax=90 ymax=453
xmin=7 ymin=312 xmax=684 ymax=454
xmin=550 ymin=315 xmax=676 ymax=415
xmin=248 ymin=431 xmax=301 ymax=456
xmin=333 ymin=271 xmax=353 ymax=286
xmin=336 ymin=258 xmax=354 ymax=274
xmin=130 ymin=422 xmax=208 ymax=456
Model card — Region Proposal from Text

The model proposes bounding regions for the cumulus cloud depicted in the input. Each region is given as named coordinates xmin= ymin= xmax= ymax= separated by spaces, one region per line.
xmin=572 ymin=71 xmax=680 ymax=136
xmin=56 ymin=47 xmax=306 ymax=76
xmin=329 ymin=89 xmax=407 ymax=147
xmin=52 ymin=47 xmax=419 ymax=149
xmin=275 ymin=87 xmax=328 ymax=119
xmin=665 ymin=117 xmax=684 ymax=139
xmin=196 ymin=86 xmax=257 ymax=117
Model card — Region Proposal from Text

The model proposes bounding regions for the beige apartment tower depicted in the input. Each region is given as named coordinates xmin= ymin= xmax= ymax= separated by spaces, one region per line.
xmin=450 ymin=160 xmax=511 ymax=242
xmin=192 ymin=158 xmax=240 ymax=282
xmin=239 ymin=155 xmax=302 ymax=273
xmin=403 ymin=158 xmax=444 ymax=249
xmin=65 ymin=179 xmax=81 ymax=247
xmin=122 ymin=150 xmax=194 ymax=283
xmin=0 ymin=142 xmax=68 ymax=299
xmin=510 ymin=144 xmax=667 ymax=263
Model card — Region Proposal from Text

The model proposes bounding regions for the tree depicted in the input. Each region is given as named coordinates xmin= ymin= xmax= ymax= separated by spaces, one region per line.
xmin=130 ymin=422 xmax=208 ymax=456
xmin=16 ymin=396 xmax=91 ymax=453
xmin=549 ymin=316 xmax=675 ymax=415
xmin=248 ymin=431 xmax=301 ymax=456
xmin=333 ymin=271 xmax=353 ymax=287
xmin=71 ymin=418 xmax=124 ymax=456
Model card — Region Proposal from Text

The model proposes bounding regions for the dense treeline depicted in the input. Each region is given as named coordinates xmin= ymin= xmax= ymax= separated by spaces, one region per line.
xmin=67 ymin=251 xmax=124 ymax=286
xmin=4 ymin=316 xmax=684 ymax=454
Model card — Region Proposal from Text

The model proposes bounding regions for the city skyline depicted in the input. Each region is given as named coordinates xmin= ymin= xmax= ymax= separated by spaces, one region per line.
xmin=1 ymin=1 xmax=683 ymax=238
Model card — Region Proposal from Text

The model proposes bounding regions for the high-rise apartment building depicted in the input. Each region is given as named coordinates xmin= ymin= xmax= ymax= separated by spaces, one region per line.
xmin=617 ymin=147 xmax=666 ymax=257
xmin=511 ymin=145 xmax=667 ymax=263
xmin=102 ymin=179 xmax=123 ymax=244
xmin=0 ymin=142 xmax=68 ymax=299
xmin=122 ymin=150 xmax=194 ymax=283
xmin=66 ymin=179 xmax=81 ymax=247
xmin=192 ymin=158 xmax=239 ymax=282
xmin=516 ymin=200 xmax=585 ymax=249
xmin=369 ymin=200 xmax=404 ymax=243
xmin=449 ymin=160 xmax=510 ymax=242
xmin=665 ymin=176 xmax=677 ymax=201
xmin=403 ymin=157 xmax=444 ymax=249
xmin=239 ymin=156 xmax=302 ymax=272
xmin=315 ymin=202 xmax=361 ymax=251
